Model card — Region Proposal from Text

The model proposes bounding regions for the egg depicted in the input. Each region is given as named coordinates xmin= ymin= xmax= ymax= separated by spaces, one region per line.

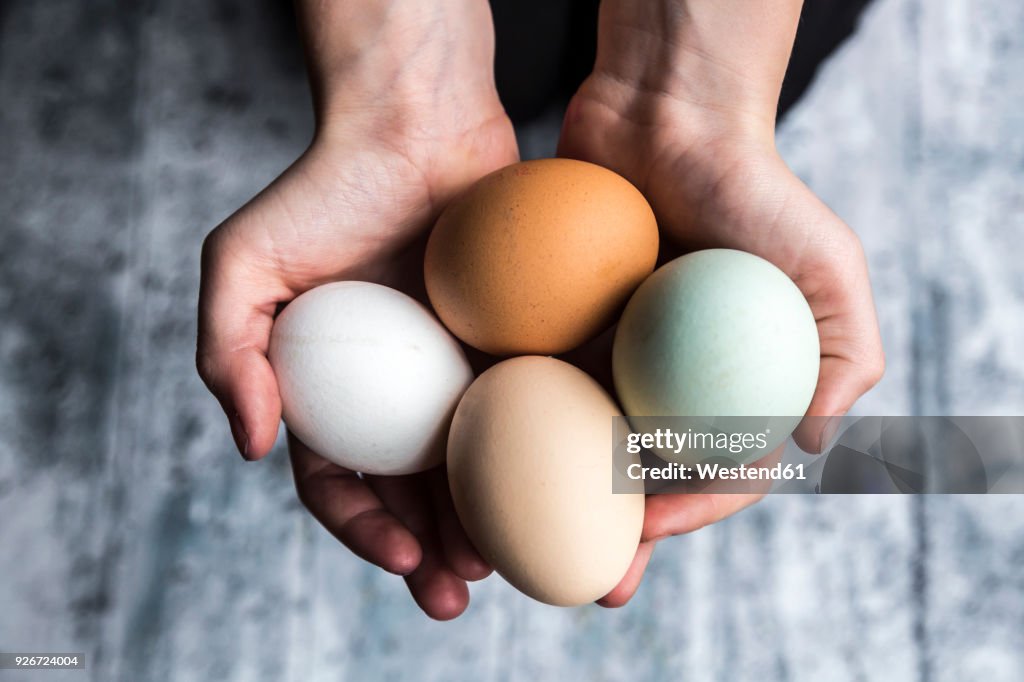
xmin=424 ymin=158 xmax=659 ymax=356
xmin=268 ymin=281 xmax=473 ymax=475
xmin=447 ymin=356 xmax=644 ymax=606
xmin=613 ymin=249 xmax=820 ymax=463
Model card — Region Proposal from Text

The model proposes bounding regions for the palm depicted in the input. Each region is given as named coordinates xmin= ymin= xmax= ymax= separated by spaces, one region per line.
xmin=560 ymin=81 xmax=883 ymax=451
xmin=212 ymin=115 xmax=518 ymax=299
xmin=198 ymin=111 xmax=518 ymax=620
xmin=558 ymin=80 xmax=884 ymax=606
xmin=282 ymin=125 xmax=518 ymax=619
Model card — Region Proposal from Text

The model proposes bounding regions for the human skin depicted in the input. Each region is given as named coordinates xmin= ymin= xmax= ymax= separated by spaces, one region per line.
xmin=197 ymin=0 xmax=517 ymax=620
xmin=558 ymin=0 xmax=885 ymax=606
xmin=197 ymin=0 xmax=884 ymax=617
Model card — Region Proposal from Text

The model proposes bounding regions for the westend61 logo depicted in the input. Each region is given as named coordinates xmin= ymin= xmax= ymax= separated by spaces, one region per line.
xmin=622 ymin=458 xmax=808 ymax=484
xmin=612 ymin=416 xmax=1024 ymax=494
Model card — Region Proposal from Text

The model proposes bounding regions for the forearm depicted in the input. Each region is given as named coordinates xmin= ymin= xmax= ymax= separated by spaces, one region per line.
xmin=294 ymin=0 xmax=501 ymax=130
xmin=592 ymin=0 xmax=803 ymax=136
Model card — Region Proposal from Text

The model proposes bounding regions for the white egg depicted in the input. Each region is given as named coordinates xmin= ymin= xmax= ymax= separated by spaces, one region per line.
xmin=269 ymin=281 xmax=473 ymax=475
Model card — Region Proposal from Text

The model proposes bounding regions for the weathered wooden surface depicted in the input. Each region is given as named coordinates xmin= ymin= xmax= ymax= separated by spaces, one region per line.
xmin=1 ymin=1 xmax=1022 ymax=680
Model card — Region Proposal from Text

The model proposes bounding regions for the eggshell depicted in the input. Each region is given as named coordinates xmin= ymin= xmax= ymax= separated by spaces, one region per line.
xmin=269 ymin=281 xmax=473 ymax=475
xmin=447 ymin=356 xmax=645 ymax=606
xmin=424 ymin=158 xmax=658 ymax=356
xmin=613 ymin=249 xmax=820 ymax=462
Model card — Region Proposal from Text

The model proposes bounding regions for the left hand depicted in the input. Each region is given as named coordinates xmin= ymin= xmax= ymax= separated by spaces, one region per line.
xmin=196 ymin=0 xmax=519 ymax=619
xmin=558 ymin=0 xmax=885 ymax=607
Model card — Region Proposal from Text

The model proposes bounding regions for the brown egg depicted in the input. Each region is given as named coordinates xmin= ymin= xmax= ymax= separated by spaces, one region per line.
xmin=424 ymin=158 xmax=658 ymax=356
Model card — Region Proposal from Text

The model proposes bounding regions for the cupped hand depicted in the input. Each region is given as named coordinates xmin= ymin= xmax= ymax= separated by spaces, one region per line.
xmin=559 ymin=0 xmax=885 ymax=607
xmin=196 ymin=36 xmax=518 ymax=616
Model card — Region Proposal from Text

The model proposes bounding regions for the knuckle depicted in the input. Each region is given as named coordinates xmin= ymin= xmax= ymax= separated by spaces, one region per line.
xmin=841 ymin=225 xmax=867 ymax=255
xmin=290 ymin=464 xmax=324 ymax=511
xmin=200 ymin=225 xmax=227 ymax=269
xmin=195 ymin=350 xmax=220 ymax=391
xmin=864 ymin=349 xmax=886 ymax=388
xmin=293 ymin=479 xmax=315 ymax=511
xmin=838 ymin=239 xmax=869 ymax=283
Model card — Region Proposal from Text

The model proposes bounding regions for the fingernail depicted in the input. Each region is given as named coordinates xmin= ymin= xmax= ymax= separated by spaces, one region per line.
xmin=819 ymin=414 xmax=845 ymax=453
xmin=229 ymin=412 xmax=250 ymax=460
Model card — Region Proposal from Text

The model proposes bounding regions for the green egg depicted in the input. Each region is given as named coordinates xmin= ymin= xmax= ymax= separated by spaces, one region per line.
xmin=613 ymin=249 xmax=820 ymax=464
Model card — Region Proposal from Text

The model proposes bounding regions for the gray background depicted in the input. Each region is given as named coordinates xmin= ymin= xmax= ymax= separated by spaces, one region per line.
xmin=2 ymin=0 xmax=1023 ymax=680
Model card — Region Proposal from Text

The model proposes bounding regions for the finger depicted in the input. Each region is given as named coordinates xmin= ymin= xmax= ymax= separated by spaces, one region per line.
xmin=289 ymin=433 xmax=422 ymax=575
xmin=197 ymin=223 xmax=292 ymax=460
xmin=793 ymin=354 xmax=885 ymax=453
xmin=368 ymin=474 xmax=471 ymax=621
xmin=643 ymin=492 xmax=763 ymax=541
xmin=641 ymin=447 xmax=781 ymax=541
xmin=794 ymin=244 xmax=886 ymax=454
xmin=427 ymin=468 xmax=492 ymax=582
xmin=597 ymin=540 xmax=655 ymax=608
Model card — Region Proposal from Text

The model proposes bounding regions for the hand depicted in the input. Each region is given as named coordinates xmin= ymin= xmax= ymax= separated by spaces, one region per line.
xmin=196 ymin=0 xmax=517 ymax=619
xmin=558 ymin=0 xmax=885 ymax=606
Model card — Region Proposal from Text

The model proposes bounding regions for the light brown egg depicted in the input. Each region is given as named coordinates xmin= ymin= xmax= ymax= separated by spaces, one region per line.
xmin=424 ymin=159 xmax=658 ymax=356
xmin=447 ymin=356 xmax=645 ymax=607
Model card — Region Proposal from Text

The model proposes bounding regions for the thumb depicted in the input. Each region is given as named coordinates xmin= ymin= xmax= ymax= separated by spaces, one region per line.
xmin=196 ymin=224 xmax=287 ymax=460
xmin=793 ymin=233 xmax=885 ymax=454
xmin=793 ymin=354 xmax=885 ymax=454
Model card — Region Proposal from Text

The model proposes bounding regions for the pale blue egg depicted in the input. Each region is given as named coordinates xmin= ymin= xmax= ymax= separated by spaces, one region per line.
xmin=613 ymin=249 xmax=820 ymax=464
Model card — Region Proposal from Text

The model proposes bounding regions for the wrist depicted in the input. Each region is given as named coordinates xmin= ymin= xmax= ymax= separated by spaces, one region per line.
xmin=565 ymin=66 xmax=780 ymax=187
xmin=587 ymin=0 xmax=802 ymax=145
xmin=298 ymin=0 xmax=503 ymax=140
xmin=571 ymin=69 xmax=778 ymax=152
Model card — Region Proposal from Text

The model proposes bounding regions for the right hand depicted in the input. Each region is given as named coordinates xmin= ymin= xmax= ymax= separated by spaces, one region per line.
xmin=196 ymin=0 xmax=518 ymax=619
xmin=557 ymin=0 xmax=885 ymax=607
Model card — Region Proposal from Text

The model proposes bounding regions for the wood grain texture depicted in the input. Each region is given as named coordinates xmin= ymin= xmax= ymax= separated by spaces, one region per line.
xmin=0 ymin=0 xmax=1022 ymax=680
